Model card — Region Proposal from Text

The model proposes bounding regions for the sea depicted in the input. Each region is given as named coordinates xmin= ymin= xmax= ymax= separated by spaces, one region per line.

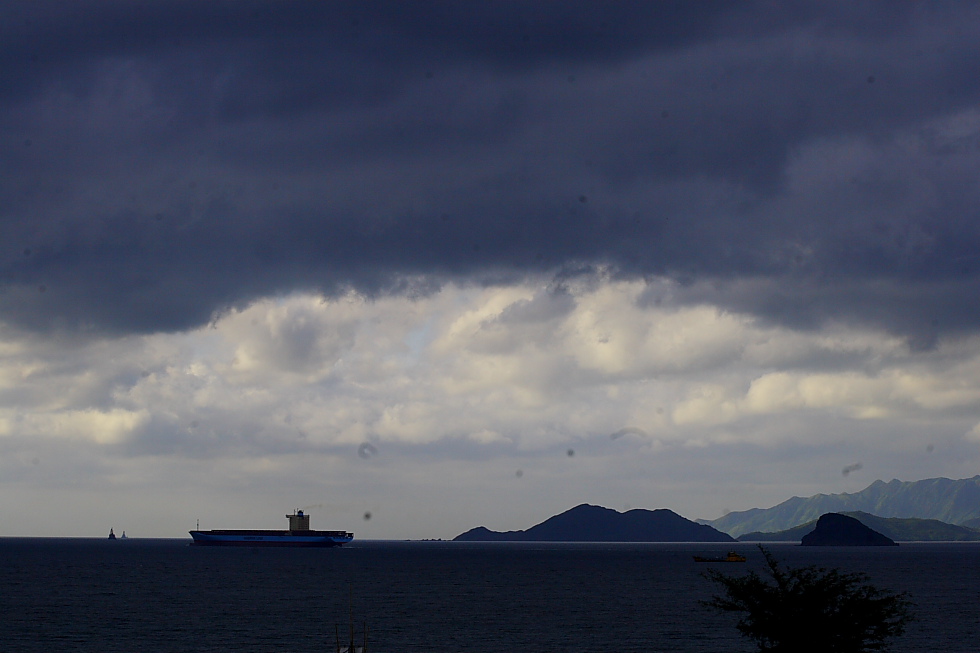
xmin=0 ymin=539 xmax=977 ymax=652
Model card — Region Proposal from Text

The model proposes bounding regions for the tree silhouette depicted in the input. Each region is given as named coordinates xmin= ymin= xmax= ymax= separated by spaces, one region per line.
xmin=702 ymin=546 xmax=913 ymax=653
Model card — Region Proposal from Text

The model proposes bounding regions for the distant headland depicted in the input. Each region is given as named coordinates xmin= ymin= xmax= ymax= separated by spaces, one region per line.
xmin=454 ymin=504 xmax=735 ymax=543
xmin=738 ymin=510 xmax=980 ymax=542
xmin=705 ymin=475 xmax=980 ymax=538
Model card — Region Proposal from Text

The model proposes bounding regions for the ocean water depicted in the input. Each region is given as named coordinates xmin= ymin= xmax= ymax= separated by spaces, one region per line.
xmin=0 ymin=539 xmax=976 ymax=652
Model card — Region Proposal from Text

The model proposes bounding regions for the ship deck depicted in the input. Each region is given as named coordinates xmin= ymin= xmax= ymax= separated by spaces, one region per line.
xmin=198 ymin=529 xmax=352 ymax=536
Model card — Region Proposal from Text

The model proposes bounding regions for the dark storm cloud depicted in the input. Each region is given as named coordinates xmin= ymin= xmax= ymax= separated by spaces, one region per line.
xmin=2 ymin=1 xmax=980 ymax=342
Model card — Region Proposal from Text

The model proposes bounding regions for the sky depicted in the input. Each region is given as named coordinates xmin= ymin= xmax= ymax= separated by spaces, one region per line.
xmin=2 ymin=1 xmax=980 ymax=539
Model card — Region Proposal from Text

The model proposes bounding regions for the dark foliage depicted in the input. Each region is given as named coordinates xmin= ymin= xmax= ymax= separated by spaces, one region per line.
xmin=702 ymin=546 xmax=913 ymax=652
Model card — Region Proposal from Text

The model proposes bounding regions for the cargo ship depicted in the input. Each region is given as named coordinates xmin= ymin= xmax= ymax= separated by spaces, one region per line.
xmin=189 ymin=510 xmax=353 ymax=547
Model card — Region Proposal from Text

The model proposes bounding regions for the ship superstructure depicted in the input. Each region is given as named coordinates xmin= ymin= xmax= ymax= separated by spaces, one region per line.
xmin=189 ymin=510 xmax=353 ymax=547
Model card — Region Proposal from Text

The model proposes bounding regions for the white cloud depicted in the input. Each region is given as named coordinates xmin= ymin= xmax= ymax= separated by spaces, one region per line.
xmin=18 ymin=408 xmax=149 ymax=445
xmin=6 ymin=283 xmax=980 ymax=451
xmin=3 ymin=281 xmax=980 ymax=535
xmin=967 ymin=422 xmax=980 ymax=442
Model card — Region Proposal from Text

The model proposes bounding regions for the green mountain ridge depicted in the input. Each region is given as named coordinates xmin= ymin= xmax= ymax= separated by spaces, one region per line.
xmin=739 ymin=511 xmax=980 ymax=542
xmin=707 ymin=475 xmax=980 ymax=537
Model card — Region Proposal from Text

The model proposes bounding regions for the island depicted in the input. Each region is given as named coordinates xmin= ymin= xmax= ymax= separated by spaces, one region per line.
xmin=454 ymin=504 xmax=735 ymax=542
xmin=800 ymin=513 xmax=898 ymax=546
xmin=738 ymin=511 xmax=980 ymax=542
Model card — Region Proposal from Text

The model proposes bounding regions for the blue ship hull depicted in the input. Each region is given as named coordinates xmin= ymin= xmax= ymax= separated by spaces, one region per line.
xmin=189 ymin=529 xmax=353 ymax=547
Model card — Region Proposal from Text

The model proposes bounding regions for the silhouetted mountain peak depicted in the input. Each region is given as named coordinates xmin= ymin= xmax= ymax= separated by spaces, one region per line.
xmin=455 ymin=504 xmax=734 ymax=542
xmin=801 ymin=513 xmax=898 ymax=546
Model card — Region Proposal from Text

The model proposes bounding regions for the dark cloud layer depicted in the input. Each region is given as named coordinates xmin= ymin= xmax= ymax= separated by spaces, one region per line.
xmin=3 ymin=1 xmax=980 ymax=342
